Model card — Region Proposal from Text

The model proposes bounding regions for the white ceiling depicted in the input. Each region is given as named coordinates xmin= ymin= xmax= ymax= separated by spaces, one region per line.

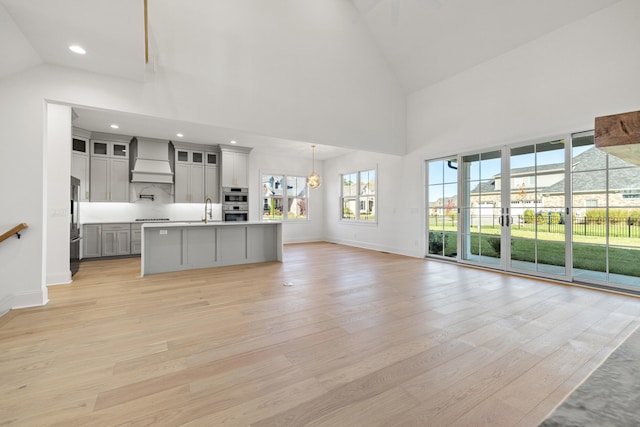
xmin=0 ymin=0 xmax=623 ymax=155
xmin=0 ymin=0 xmax=144 ymax=81
xmin=351 ymin=0 xmax=622 ymax=93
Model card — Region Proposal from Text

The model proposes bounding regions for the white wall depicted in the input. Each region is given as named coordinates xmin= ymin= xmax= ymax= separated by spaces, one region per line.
xmin=407 ymin=0 xmax=640 ymax=157
xmin=148 ymin=0 xmax=406 ymax=155
xmin=45 ymin=104 xmax=72 ymax=285
xmin=0 ymin=76 xmax=47 ymax=314
xmin=324 ymin=150 xmax=413 ymax=255
xmin=326 ymin=0 xmax=640 ymax=259
xmin=249 ymin=150 xmax=325 ymax=243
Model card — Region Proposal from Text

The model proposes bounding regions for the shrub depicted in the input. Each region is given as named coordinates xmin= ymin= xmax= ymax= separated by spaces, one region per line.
xmin=550 ymin=212 xmax=561 ymax=224
xmin=429 ymin=233 xmax=444 ymax=255
xmin=524 ymin=209 xmax=535 ymax=224
xmin=487 ymin=236 xmax=501 ymax=256
xmin=586 ymin=208 xmax=640 ymax=224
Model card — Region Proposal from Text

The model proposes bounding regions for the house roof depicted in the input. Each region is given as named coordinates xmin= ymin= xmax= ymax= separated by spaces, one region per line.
xmin=470 ymin=147 xmax=639 ymax=195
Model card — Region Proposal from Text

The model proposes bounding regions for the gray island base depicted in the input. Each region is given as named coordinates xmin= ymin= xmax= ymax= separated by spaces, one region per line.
xmin=141 ymin=221 xmax=283 ymax=276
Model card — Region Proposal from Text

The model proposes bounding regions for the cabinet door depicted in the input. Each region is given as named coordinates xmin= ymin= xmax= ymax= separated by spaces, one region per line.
xmin=91 ymin=141 xmax=109 ymax=156
xmin=90 ymin=157 xmax=109 ymax=202
xmin=234 ymin=152 xmax=248 ymax=187
xmin=206 ymin=152 xmax=217 ymax=166
xmin=110 ymin=158 xmax=129 ymax=202
xmin=191 ymin=151 xmax=204 ymax=165
xmin=190 ymin=164 xmax=205 ymax=203
xmin=222 ymin=151 xmax=249 ymax=187
xmin=131 ymin=226 xmax=142 ymax=255
xmin=71 ymin=153 xmax=90 ymax=201
xmin=112 ymin=143 xmax=129 ymax=158
xmin=83 ymin=225 xmax=102 ymax=258
xmin=221 ymin=151 xmax=235 ymax=187
xmin=116 ymin=230 xmax=131 ymax=255
xmin=102 ymin=230 xmax=118 ymax=256
xmin=205 ymin=166 xmax=219 ymax=202
xmin=174 ymin=163 xmax=190 ymax=202
xmin=72 ymin=137 xmax=88 ymax=154
xmin=176 ymin=149 xmax=190 ymax=163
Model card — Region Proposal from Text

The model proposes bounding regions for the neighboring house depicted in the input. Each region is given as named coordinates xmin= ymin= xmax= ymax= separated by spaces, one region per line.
xmin=466 ymin=147 xmax=640 ymax=224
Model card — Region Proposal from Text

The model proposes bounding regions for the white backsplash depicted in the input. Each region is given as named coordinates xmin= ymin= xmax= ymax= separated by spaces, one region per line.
xmin=81 ymin=183 xmax=222 ymax=223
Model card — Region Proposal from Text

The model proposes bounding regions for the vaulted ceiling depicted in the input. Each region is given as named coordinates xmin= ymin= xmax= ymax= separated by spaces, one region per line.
xmin=0 ymin=0 xmax=624 ymax=156
xmin=1 ymin=0 xmax=623 ymax=91
xmin=351 ymin=0 xmax=621 ymax=93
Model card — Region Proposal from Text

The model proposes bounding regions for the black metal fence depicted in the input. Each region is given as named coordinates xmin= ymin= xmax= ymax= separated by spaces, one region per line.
xmin=429 ymin=215 xmax=640 ymax=238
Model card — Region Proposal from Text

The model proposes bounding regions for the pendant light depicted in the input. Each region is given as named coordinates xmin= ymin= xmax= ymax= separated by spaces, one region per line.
xmin=307 ymin=144 xmax=321 ymax=189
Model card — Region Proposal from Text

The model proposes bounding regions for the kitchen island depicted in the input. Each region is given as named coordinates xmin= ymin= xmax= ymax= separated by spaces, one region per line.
xmin=141 ymin=221 xmax=282 ymax=276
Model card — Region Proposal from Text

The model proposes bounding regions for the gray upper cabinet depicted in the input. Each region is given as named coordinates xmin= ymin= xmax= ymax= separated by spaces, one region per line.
xmin=174 ymin=148 xmax=205 ymax=203
xmin=90 ymin=140 xmax=130 ymax=202
xmin=221 ymin=150 xmax=248 ymax=188
xmin=71 ymin=135 xmax=90 ymax=201
xmin=205 ymin=152 xmax=219 ymax=202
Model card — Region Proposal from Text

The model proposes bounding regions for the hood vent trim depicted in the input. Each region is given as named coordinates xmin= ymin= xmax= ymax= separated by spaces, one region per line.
xmin=130 ymin=137 xmax=174 ymax=184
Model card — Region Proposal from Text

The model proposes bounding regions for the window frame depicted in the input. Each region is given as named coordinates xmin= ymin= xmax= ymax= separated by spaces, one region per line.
xmin=261 ymin=172 xmax=309 ymax=222
xmin=340 ymin=167 xmax=377 ymax=223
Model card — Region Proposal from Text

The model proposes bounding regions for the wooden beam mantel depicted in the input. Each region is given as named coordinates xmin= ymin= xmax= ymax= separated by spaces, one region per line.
xmin=595 ymin=110 xmax=640 ymax=166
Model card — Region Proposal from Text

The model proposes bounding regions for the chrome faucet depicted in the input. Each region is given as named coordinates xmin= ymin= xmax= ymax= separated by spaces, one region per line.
xmin=202 ymin=197 xmax=213 ymax=223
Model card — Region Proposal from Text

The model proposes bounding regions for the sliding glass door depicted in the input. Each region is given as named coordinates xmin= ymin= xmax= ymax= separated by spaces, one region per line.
xmin=430 ymin=139 xmax=570 ymax=282
xmin=427 ymin=157 xmax=458 ymax=258
xmin=571 ymin=132 xmax=640 ymax=290
xmin=508 ymin=139 xmax=568 ymax=278
xmin=426 ymin=132 xmax=640 ymax=291
xmin=460 ymin=150 xmax=503 ymax=268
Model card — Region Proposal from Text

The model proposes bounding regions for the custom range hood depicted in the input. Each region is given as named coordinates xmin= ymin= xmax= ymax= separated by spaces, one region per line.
xmin=129 ymin=137 xmax=174 ymax=183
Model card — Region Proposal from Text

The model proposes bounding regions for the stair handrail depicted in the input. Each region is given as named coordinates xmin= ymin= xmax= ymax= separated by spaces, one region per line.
xmin=0 ymin=223 xmax=28 ymax=244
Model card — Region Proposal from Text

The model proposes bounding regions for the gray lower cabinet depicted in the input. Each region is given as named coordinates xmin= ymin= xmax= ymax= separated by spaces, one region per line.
xmin=83 ymin=224 xmax=102 ymax=258
xmin=84 ymin=223 xmax=135 ymax=258
xmin=131 ymin=223 xmax=142 ymax=255
xmin=102 ymin=224 xmax=131 ymax=256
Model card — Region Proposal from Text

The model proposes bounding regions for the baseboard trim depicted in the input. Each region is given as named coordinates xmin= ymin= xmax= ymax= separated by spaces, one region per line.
xmin=7 ymin=290 xmax=48 ymax=311
xmin=325 ymin=238 xmax=421 ymax=259
xmin=0 ymin=294 xmax=12 ymax=317
xmin=46 ymin=271 xmax=72 ymax=286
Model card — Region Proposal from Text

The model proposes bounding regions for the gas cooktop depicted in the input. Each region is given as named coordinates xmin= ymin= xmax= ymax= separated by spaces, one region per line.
xmin=134 ymin=218 xmax=171 ymax=222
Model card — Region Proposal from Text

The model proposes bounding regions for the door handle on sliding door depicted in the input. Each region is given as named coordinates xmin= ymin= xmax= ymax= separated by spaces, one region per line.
xmin=498 ymin=215 xmax=504 ymax=226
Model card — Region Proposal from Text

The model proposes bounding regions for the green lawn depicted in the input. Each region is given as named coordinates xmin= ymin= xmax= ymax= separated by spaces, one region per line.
xmin=428 ymin=230 xmax=640 ymax=277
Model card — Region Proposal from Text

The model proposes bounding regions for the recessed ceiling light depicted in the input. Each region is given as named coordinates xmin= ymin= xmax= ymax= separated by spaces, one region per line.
xmin=110 ymin=124 xmax=119 ymax=129
xmin=230 ymin=140 xmax=237 ymax=144
xmin=176 ymin=133 xmax=184 ymax=138
xmin=69 ymin=45 xmax=86 ymax=55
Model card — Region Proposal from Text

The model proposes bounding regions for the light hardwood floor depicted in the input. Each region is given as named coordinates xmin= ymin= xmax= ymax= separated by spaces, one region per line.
xmin=2 ymin=242 xmax=640 ymax=426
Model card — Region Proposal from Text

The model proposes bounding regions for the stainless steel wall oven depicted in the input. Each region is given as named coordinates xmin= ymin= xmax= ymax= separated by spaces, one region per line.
xmin=222 ymin=187 xmax=248 ymax=221
xmin=223 ymin=187 xmax=248 ymax=204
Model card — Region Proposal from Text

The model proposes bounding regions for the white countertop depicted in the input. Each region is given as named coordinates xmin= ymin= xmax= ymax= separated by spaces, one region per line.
xmin=142 ymin=221 xmax=280 ymax=228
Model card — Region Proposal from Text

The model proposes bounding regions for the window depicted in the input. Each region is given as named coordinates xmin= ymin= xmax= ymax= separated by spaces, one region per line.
xmin=341 ymin=169 xmax=376 ymax=222
xmin=262 ymin=174 xmax=308 ymax=220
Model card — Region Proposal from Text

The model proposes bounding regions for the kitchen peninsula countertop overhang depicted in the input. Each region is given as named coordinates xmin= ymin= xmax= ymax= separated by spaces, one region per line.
xmin=141 ymin=221 xmax=283 ymax=276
